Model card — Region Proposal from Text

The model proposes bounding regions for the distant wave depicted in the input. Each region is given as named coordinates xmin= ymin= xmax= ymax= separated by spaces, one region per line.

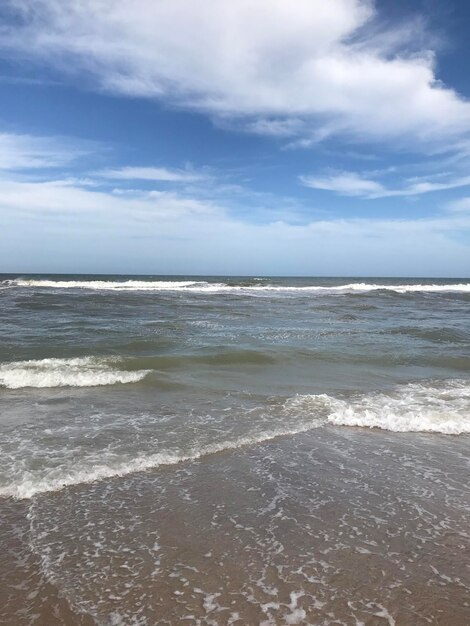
xmin=4 ymin=279 xmax=202 ymax=290
xmin=287 ymin=379 xmax=470 ymax=435
xmin=3 ymin=278 xmax=470 ymax=293
xmin=0 ymin=422 xmax=320 ymax=500
xmin=0 ymin=357 xmax=149 ymax=389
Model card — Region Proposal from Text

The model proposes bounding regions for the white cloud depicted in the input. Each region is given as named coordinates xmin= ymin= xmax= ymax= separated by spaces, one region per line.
xmin=301 ymin=171 xmax=470 ymax=199
xmin=3 ymin=0 xmax=470 ymax=150
xmin=0 ymin=132 xmax=87 ymax=169
xmin=97 ymin=166 xmax=205 ymax=183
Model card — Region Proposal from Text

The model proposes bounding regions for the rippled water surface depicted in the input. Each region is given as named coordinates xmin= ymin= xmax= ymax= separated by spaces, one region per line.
xmin=0 ymin=275 xmax=469 ymax=625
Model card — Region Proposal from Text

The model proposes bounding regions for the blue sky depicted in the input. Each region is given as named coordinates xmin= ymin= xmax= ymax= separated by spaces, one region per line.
xmin=0 ymin=0 xmax=470 ymax=276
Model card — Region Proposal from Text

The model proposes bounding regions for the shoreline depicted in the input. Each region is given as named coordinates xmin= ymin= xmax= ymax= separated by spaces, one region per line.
xmin=2 ymin=426 xmax=469 ymax=625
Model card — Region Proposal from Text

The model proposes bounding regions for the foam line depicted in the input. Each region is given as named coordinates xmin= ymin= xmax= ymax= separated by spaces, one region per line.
xmin=0 ymin=421 xmax=320 ymax=500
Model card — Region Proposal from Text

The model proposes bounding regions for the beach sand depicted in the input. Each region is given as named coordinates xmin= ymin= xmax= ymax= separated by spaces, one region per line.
xmin=1 ymin=426 xmax=469 ymax=625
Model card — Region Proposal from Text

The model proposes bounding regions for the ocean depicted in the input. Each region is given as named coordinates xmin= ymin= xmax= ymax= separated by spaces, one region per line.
xmin=0 ymin=275 xmax=469 ymax=625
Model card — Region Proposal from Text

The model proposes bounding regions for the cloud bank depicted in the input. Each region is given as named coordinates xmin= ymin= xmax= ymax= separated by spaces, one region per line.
xmin=1 ymin=154 xmax=469 ymax=277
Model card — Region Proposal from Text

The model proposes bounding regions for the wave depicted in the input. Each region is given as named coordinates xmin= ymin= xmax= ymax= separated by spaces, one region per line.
xmin=3 ymin=278 xmax=470 ymax=293
xmin=2 ymin=378 xmax=468 ymax=499
xmin=336 ymin=282 xmax=470 ymax=294
xmin=1 ymin=421 xmax=321 ymax=500
xmin=286 ymin=379 xmax=470 ymax=435
xmin=386 ymin=326 xmax=469 ymax=343
xmin=131 ymin=349 xmax=277 ymax=368
xmin=4 ymin=279 xmax=202 ymax=290
xmin=0 ymin=357 xmax=149 ymax=389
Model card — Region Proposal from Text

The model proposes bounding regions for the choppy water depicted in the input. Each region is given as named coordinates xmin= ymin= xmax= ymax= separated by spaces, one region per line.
xmin=0 ymin=275 xmax=469 ymax=625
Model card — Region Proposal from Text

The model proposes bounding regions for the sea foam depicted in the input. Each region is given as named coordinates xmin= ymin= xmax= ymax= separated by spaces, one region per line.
xmin=0 ymin=357 xmax=149 ymax=389
xmin=0 ymin=421 xmax=320 ymax=500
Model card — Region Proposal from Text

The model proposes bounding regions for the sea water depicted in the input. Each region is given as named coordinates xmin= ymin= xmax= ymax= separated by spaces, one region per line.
xmin=0 ymin=275 xmax=469 ymax=624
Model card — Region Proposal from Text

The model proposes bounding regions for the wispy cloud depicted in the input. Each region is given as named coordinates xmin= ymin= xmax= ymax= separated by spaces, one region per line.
xmin=2 ymin=0 xmax=470 ymax=152
xmin=300 ymin=171 xmax=470 ymax=199
xmin=0 ymin=132 xmax=90 ymax=170
xmin=300 ymin=172 xmax=385 ymax=198
xmin=96 ymin=166 xmax=206 ymax=183
xmin=0 ymin=177 xmax=219 ymax=219
xmin=447 ymin=197 xmax=470 ymax=213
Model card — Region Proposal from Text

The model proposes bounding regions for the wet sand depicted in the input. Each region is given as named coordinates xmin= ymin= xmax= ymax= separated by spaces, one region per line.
xmin=1 ymin=426 xmax=469 ymax=625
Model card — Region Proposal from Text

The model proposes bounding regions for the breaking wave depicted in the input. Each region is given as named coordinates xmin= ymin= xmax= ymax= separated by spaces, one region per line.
xmin=1 ymin=379 xmax=468 ymax=499
xmin=287 ymin=379 xmax=470 ymax=435
xmin=0 ymin=357 xmax=150 ymax=389
xmin=3 ymin=278 xmax=470 ymax=293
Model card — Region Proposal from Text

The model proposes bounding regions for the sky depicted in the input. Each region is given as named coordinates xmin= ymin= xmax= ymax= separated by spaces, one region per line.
xmin=0 ymin=0 xmax=470 ymax=276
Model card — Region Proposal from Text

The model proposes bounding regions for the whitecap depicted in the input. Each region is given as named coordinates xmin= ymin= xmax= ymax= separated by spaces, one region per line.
xmin=0 ymin=357 xmax=149 ymax=389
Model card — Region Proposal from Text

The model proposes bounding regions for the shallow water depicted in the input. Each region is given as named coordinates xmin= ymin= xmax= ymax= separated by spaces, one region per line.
xmin=0 ymin=275 xmax=469 ymax=624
